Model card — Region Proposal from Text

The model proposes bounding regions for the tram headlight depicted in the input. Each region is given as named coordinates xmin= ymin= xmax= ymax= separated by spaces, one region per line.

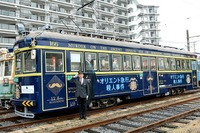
xmin=15 ymin=84 xmax=20 ymax=99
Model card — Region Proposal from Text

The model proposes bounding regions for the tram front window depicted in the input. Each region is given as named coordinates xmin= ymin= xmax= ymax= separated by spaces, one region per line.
xmin=24 ymin=51 xmax=36 ymax=72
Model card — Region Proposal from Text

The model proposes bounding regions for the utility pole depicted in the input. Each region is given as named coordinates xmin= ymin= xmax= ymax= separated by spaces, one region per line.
xmin=186 ymin=29 xmax=190 ymax=51
xmin=192 ymin=41 xmax=197 ymax=52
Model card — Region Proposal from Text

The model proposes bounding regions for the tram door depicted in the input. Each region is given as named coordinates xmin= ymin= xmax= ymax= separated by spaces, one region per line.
xmin=42 ymin=50 xmax=66 ymax=111
xmin=192 ymin=60 xmax=198 ymax=88
xmin=142 ymin=57 xmax=159 ymax=95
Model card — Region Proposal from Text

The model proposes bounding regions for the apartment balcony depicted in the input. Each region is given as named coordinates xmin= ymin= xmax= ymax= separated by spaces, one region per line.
xmin=19 ymin=2 xmax=46 ymax=13
xmin=128 ymin=9 xmax=141 ymax=17
xmin=127 ymin=3 xmax=135 ymax=9
xmin=129 ymin=26 xmax=142 ymax=35
xmin=79 ymin=25 xmax=96 ymax=33
xmin=0 ymin=23 xmax=16 ymax=35
xmin=49 ymin=5 xmax=72 ymax=16
xmin=100 ymin=28 xmax=114 ymax=35
xmin=149 ymin=26 xmax=160 ymax=31
xmin=115 ymin=11 xmax=128 ymax=19
xmin=132 ymin=34 xmax=143 ymax=42
xmin=0 ymin=9 xmax=16 ymax=21
xmin=115 ymin=3 xmax=127 ymax=10
xmin=98 ymin=16 xmax=114 ymax=24
xmin=115 ymin=20 xmax=128 ymax=28
xmin=96 ymin=8 xmax=114 ymax=16
xmin=81 ymin=23 xmax=95 ymax=29
xmin=52 ymin=0 xmax=73 ymax=7
xmin=0 ymin=29 xmax=17 ymax=35
xmin=0 ymin=0 xmax=15 ymax=3
xmin=75 ymin=15 xmax=95 ymax=23
xmin=19 ymin=0 xmax=47 ymax=10
xmin=98 ymin=0 xmax=114 ymax=7
xmin=128 ymin=17 xmax=142 ymax=26
xmin=0 ymin=1 xmax=17 ymax=9
xmin=0 ymin=37 xmax=16 ymax=45
xmin=50 ymin=11 xmax=72 ymax=20
xmin=0 ymin=42 xmax=14 ymax=47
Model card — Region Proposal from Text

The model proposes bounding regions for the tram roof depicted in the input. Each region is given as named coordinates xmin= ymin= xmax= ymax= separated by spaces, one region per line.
xmin=26 ymin=31 xmax=194 ymax=56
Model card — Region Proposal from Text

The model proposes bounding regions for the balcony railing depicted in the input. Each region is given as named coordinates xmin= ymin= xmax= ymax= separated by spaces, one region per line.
xmin=0 ymin=9 xmax=16 ymax=17
xmin=0 ymin=38 xmax=15 ymax=44
xmin=0 ymin=23 xmax=15 ymax=30
xmin=0 ymin=0 xmax=15 ymax=3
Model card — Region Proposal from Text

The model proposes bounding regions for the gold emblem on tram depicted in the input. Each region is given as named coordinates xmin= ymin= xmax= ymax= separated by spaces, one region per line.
xmin=129 ymin=78 xmax=138 ymax=91
xmin=48 ymin=83 xmax=63 ymax=88
xmin=186 ymin=74 xmax=191 ymax=84
xmin=147 ymin=75 xmax=154 ymax=93
xmin=47 ymin=75 xmax=65 ymax=95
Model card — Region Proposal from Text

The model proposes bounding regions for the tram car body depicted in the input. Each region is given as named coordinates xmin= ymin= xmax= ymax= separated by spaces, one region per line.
xmin=0 ymin=48 xmax=14 ymax=109
xmin=11 ymin=31 xmax=198 ymax=118
xmin=196 ymin=53 xmax=200 ymax=85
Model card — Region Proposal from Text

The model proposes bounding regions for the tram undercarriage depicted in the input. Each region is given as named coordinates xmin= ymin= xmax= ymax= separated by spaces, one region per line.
xmin=88 ymin=97 xmax=122 ymax=109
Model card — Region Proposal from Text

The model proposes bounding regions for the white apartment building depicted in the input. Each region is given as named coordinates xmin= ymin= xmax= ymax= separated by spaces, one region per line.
xmin=0 ymin=0 xmax=160 ymax=47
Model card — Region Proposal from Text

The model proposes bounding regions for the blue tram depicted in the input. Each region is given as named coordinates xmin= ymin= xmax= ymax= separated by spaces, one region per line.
xmin=11 ymin=31 xmax=198 ymax=118
xmin=197 ymin=60 xmax=200 ymax=85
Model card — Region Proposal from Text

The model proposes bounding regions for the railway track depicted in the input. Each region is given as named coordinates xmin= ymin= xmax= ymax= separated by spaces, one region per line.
xmin=2 ymin=90 xmax=200 ymax=133
xmin=56 ymin=93 xmax=200 ymax=133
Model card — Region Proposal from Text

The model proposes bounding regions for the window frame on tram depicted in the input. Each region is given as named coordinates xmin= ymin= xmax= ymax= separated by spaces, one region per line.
xmin=99 ymin=53 xmax=110 ymax=71
xmin=4 ymin=60 xmax=13 ymax=76
xmin=142 ymin=57 xmax=148 ymax=70
xmin=70 ymin=51 xmax=83 ymax=72
xmin=15 ymin=53 xmax=22 ymax=74
xmin=45 ymin=52 xmax=64 ymax=72
xmin=132 ymin=55 xmax=141 ymax=70
xmin=123 ymin=55 xmax=132 ymax=71
xmin=85 ymin=52 xmax=98 ymax=72
xmin=23 ymin=51 xmax=36 ymax=73
xmin=112 ymin=54 xmax=122 ymax=71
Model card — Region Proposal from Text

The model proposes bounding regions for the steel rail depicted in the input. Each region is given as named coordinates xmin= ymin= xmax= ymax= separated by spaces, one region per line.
xmin=56 ymin=96 xmax=200 ymax=133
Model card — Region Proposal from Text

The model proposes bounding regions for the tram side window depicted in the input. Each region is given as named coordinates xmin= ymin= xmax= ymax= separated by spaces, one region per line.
xmin=123 ymin=55 xmax=132 ymax=70
xmin=182 ymin=60 xmax=186 ymax=70
xmin=132 ymin=56 xmax=141 ymax=70
xmin=70 ymin=52 xmax=83 ymax=71
xmin=186 ymin=60 xmax=191 ymax=70
xmin=164 ymin=58 xmax=170 ymax=70
xmin=16 ymin=53 xmax=22 ymax=74
xmin=150 ymin=57 xmax=156 ymax=70
xmin=158 ymin=58 xmax=164 ymax=70
xmin=4 ymin=60 xmax=12 ymax=76
xmin=24 ymin=51 xmax=36 ymax=72
xmin=46 ymin=52 xmax=64 ymax=72
xmin=176 ymin=59 xmax=181 ymax=70
xmin=99 ymin=53 xmax=109 ymax=71
xmin=198 ymin=61 xmax=200 ymax=71
xmin=85 ymin=52 xmax=97 ymax=72
xmin=112 ymin=54 xmax=122 ymax=70
xmin=192 ymin=61 xmax=197 ymax=70
xmin=142 ymin=57 xmax=148 ymax=70
xmin=171 ymin=58 xmax=176 ymax=70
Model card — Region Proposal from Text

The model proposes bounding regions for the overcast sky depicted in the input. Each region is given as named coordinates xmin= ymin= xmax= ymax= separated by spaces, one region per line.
xmin=139 ymin=0 xmax=200 ymax=52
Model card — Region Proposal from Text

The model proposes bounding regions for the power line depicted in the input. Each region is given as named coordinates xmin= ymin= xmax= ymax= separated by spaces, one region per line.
xmin=77 ymin=0 xmax=95 ymax=11
xmin=182 ymin=0 xmax=200 ymax=10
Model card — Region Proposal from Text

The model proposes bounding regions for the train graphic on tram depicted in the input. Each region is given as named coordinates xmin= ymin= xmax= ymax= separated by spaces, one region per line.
xmin=11 ymin=31 xmax=198 ymax=118
xmin=0 ymin=48 xmax=14 ymax=109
